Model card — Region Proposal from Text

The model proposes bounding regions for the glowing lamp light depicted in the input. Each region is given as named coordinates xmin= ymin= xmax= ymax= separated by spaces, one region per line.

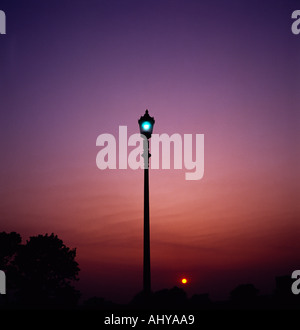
xmin=138 ymin=109 xmax=155 ymax=139
xmin=142 ymin=121 xmax=152 ymax=131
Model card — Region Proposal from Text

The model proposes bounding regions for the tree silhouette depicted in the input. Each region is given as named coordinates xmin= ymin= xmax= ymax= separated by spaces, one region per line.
xmin=230 ymin=283 xmax=259 ymax=304
xmin=130 ymin=286 xmax=188 ymax=309
xmin=0 ymin=232 xmax=80 ymax=307
xmin=0 ymin=232 xmax=22 ymax=296
xmin=0 ymin=232 xmax=21 ymax=271
xmin=15 ymin=233 xmax=80 ymax=307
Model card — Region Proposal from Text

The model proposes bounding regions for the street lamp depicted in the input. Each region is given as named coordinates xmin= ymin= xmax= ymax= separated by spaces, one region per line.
xmin=138 ymin=109 xmax=155 ymax=295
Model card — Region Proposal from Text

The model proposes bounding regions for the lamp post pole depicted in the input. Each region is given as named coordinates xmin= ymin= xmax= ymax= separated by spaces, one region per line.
xmin=138 ymin=110 xmax=155 ymax=296
xmin=143 ymin=138 xmax=151 ymax=295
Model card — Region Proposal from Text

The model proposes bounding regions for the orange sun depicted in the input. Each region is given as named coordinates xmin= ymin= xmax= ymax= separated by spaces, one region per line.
xmin=181 ymin=278 xmax=188 ymax=284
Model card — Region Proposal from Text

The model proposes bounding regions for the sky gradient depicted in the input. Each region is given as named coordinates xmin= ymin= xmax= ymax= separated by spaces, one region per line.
xmin=1 ymin=0 xmax=299 ymax=303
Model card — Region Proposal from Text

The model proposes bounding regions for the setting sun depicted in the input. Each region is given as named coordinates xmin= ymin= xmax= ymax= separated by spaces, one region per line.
xmin=181 ymin=278 xmax=188 ymax=284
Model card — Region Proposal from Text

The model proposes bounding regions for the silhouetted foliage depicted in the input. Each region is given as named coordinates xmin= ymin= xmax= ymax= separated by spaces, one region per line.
xmin=0 ymin=232 xmax=22 ymax=294
xmin=275 ymin=275 xmax=293 ymax=298
xmin=189 ymin=293 xmax=211 ymax=307
xmin=154 ymin=286 xmax=187 ymax=308
xmin=82 ymin=296 xmax=119 ymax=309
xmin=130 ymin=286 xmax=188 ymax=310
xmin=0 ymin=232 xmax=21 ymax=271
xmin=230 ymin=283 xmax=259 ymax=303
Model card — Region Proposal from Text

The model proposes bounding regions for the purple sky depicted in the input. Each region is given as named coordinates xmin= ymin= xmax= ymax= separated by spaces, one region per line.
xmin=0 ymin=0 xmax=299 ymax=303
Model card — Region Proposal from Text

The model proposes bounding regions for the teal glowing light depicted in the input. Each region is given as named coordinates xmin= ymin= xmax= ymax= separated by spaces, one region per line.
xmin=141 ymin=121 xmax=152 ymax=131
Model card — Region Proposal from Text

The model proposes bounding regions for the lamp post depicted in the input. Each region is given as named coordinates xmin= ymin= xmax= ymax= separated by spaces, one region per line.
xmin=138 ymin=109 xmax=155 ymax=295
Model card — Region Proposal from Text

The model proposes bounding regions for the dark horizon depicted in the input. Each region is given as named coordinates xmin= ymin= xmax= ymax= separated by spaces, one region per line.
xmin=1 ymin=230 xmax=299 ymax=310
xmin=1 ymin=229 xmax=299 ymax=307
